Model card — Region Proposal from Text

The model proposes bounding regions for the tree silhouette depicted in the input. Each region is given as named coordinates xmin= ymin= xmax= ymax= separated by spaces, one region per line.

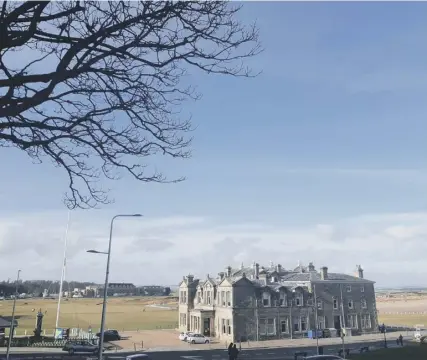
xmin=0 ymin=1 xmax=261 ymax=208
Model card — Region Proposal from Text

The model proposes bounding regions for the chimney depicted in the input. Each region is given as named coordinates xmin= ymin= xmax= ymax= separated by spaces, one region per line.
xmin=356 ymin=265 xmax=364 ymax=279
xmin=270 ymin=260 xmax=274 ymax=268
xmin=226 ymin=266 xmax=232 ymax=277
xmin=218 ymin=272 xmax=225 ymax=281
xmin=242 ymin=272 xmax=246 ymax=278
xmin=276 ymin=264 xmax=282 ymax=273
xmin=320 ymin=266 xmax=328 ymax=280
xmin=255 ymin=263 xmax=260 ymax=279
xmin=187 ymin=274 xmax=194 ymax=284
xmin=308 ymin=262 xmax=315 ymax=272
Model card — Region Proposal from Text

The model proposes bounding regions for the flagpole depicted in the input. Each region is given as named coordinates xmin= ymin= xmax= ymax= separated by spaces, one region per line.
xmin=55 ymin=210 xmax=71 ymax=330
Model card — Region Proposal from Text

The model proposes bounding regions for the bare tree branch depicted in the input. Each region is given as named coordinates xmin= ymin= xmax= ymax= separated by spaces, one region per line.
xmin=0 ymin=1 xmax=261 ymax=209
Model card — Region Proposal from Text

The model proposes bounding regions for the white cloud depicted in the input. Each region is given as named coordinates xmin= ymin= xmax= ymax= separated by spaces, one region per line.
xmin=0 ymin=210 xmax=426 ymax=287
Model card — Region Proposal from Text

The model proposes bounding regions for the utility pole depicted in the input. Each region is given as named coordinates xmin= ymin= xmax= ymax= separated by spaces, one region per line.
xmin=313 ymin=284 xmax=319 ymax=355
xmin=255 ymin=298 xmax=259 ymax=341
xmin=340 ymin=284 xmax=346 ymax=359
xmin=289 ymin=296 xmax=293 ymax=339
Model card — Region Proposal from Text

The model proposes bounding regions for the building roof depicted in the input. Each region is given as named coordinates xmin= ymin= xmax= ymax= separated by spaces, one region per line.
xmin=0 ymin=317 xmax=13 ymax=328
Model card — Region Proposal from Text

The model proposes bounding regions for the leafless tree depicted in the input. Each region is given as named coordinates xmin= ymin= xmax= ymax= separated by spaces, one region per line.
xmin=0 ymin=1 xmax=261 ymax=208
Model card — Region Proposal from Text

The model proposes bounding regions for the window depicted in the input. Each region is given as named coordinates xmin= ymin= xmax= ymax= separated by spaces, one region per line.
xmin=262 ymin=292 xmax=271 ymax=307
xmin=197 ymin=291 xmax=201 ymax=304
xmin=279 ymin=291 xmax=287 ymax=306
xmin=222 ymin=319 xmax=226 ymax=334
xmin=361 ymin=285 xmax=365 ymax=293
xmin=361 ymin=314 xmax=371 ymax=329
xmin=301 ymin=317 xmax=307 ymax=331
xmin=207 ymin=291 xmax=211 ymax=305
xmin=226 ymin=291 xmax=231 ymax=307
xmin=348 ymin=300 xmax=354 ymax=309
xmin=317 ymin=300 xmax=323 ymax=310
xmin=272 ymin=276 xmax=278 ymax=282
xmin=281 ymin=320 xmax=288 ymax=333
xmin=293 ymin=317 xmax=300 ymax=332
xmin=226 ymin=319 xmax=231 ymax=334
xmin=221 ymin=291 xmax=225 ymax=306
xmin=307 ymin=298 xmax=313 ymax=306
xmin=361 ymin=298 xmax=367 ymax=309
xmin=267 ymin=319 xmax=276 ymax=335
xmin=333 ymin=297 xmax=338 ymax=310
xmin=347 ymin=314 xmax=358 ymax=328
xmin=259 ymin=318 xmax=267 ymax=335
xmin=317 ymin=316 xmax=325 ymax=329
xmin=346 ymin=285 xmax=352 ymax=292
xmin=295 ymin=293 xmax=303 ymax=306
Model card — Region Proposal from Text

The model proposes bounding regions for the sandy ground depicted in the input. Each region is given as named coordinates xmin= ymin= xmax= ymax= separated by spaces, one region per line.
xmin=377 ymin=297 xmax=427 ymax=313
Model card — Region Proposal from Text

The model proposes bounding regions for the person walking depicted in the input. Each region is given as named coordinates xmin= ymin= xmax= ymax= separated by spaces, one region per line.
xmin=232 ymin=344 xmax=239 ymax=360
xmin=228 ymin=342 xmax=234 ymax=360
xmin=399 ymin=334 xmax=403 ymax=346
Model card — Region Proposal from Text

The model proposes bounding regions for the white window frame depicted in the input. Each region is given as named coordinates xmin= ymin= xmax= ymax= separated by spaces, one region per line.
xmin=361 ymin=314 xmax=371 ymax=329
xmin=317 ymin=299 xmax=323 ymax=310
xmin=348 ymin=299 xmax=353 ymax=309
xmin=226 ymin=291 xmax=231 ymax=307
xmin=361 ymin=285 xmax=365 ymax=293
xmin=347 ymin=314 xmax=358 ymax=329
xmin=317 ymin=315 xmax=325 ymax=329
xmin=267 ymin=318 xmax=276 ymax=335
xmin=295 ymin=293 xmax=303 ymax=307
xmin=346 ymin=285 xmax=352 ymax=292
xmin=361 ymin=298 xmax=367 ymax=309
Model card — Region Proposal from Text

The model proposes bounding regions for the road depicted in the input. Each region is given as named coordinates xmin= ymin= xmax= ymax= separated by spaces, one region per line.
xmin=0 ymin=339 xmax=404 ymax=360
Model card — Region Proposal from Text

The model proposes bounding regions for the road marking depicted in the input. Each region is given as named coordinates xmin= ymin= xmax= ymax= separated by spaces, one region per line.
xmin=267 ymin=353 xmax=275 ymax=355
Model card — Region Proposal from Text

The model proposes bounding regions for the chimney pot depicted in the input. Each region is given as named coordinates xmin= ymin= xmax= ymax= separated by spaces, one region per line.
xmin=187 ymin=274 xmax=194 ymax=283
xmin=226 ymin=266 xmax=232 ymax=277
xmin=276 ymin=264 xmax=282 ymax=273
xmin=320 ymin=266 xmax=328 ymax=280
xmin=255 ymin=263 xmax=260 ymax=279
xmin=308 ymin=262 xmax=315 ymax=272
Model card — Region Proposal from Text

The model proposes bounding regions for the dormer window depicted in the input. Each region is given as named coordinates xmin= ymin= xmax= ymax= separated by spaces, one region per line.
xmin=272 ymin=276 xmax=278 ymax=282
xmin=279 ymin=292 xmax=287 ymax=306
xmin=262 ymin=292 xmax=271 ymax=307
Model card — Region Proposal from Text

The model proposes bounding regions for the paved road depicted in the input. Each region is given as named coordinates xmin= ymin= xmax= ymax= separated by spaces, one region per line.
xmin=0 ymin=339 xmax=405 ymax=360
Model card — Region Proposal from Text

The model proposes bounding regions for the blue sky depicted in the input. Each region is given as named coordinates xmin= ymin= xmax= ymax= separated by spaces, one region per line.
xmin=0 ymin=2 xmax=426 ymax=286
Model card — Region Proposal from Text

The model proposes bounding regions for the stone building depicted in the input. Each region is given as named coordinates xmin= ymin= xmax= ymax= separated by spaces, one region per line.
xmin=178 ymin=262 xmax=378 ymax=342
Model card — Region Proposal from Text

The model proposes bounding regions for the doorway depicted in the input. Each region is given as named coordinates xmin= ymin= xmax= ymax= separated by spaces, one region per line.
xmin=203 ymin=318 xmax=211 ymax=336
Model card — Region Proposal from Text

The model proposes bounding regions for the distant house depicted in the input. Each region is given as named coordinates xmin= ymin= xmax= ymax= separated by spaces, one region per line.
xmin=178 ymin=262 xmax=378 ymax=342
xmin=98 ymin=283 xmax=136 ymax=296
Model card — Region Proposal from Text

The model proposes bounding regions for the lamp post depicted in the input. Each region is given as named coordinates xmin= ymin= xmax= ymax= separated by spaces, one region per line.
xmin=87 ymin=214 xmax=142 ymax=360
xmin=6 ymin=270 xmax=21 ymax=360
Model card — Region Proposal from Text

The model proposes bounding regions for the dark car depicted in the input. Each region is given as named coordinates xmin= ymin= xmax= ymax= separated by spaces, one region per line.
xmin=62 ymin=340 xmax=98 ymax=355
xmin=96 ymin=329 xmax=121 ymax=341
xmin=304 ymin=356 xmax=344 ymax=360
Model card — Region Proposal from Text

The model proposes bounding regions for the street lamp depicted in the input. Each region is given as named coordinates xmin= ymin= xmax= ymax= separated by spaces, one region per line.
xmin=87 ymin=214 xmax=142 ymax=360
xmin=6 ymin=270 xmax=21 ymax=360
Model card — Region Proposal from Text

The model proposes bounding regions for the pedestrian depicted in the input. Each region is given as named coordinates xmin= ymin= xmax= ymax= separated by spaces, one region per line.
xmin=399 ymin=334 xmax=403 ymax=346
xmin=228 ymin=342 xmax=234 ymax=360
xmin=232 ymin=343 xmax=239 ymax=360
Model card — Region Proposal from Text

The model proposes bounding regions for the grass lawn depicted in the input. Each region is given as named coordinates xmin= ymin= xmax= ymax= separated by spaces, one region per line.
xmin=348 ymin=345 xmax=427 ymax=359
xmin=378 ymin=313 xmax=427 ymax=327
xmin=0 ymin=297 xmax=178 ymax=334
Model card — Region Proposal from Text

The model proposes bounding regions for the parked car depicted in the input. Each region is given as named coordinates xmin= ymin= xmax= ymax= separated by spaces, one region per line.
xmin=125 ymin=354 xmax=152 ymax=360
xmin=187 ymin=333 xmax=210 ymax=344
xmin=304 ymin=356 xmax=344 ymax=360
xmin=62 ymin=340 xmax=98 ymax=355
xmin=179 ymin=332 xmax=194 ymax=341
xmin=95 ymin=329 xmax=121 ymax=341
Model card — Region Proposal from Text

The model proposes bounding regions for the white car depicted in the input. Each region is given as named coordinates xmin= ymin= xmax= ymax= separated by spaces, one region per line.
xmin=179 ymin=332 xmax=193 ymax=341
xmin=187 ymin=333 xmax=210 ymax=344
